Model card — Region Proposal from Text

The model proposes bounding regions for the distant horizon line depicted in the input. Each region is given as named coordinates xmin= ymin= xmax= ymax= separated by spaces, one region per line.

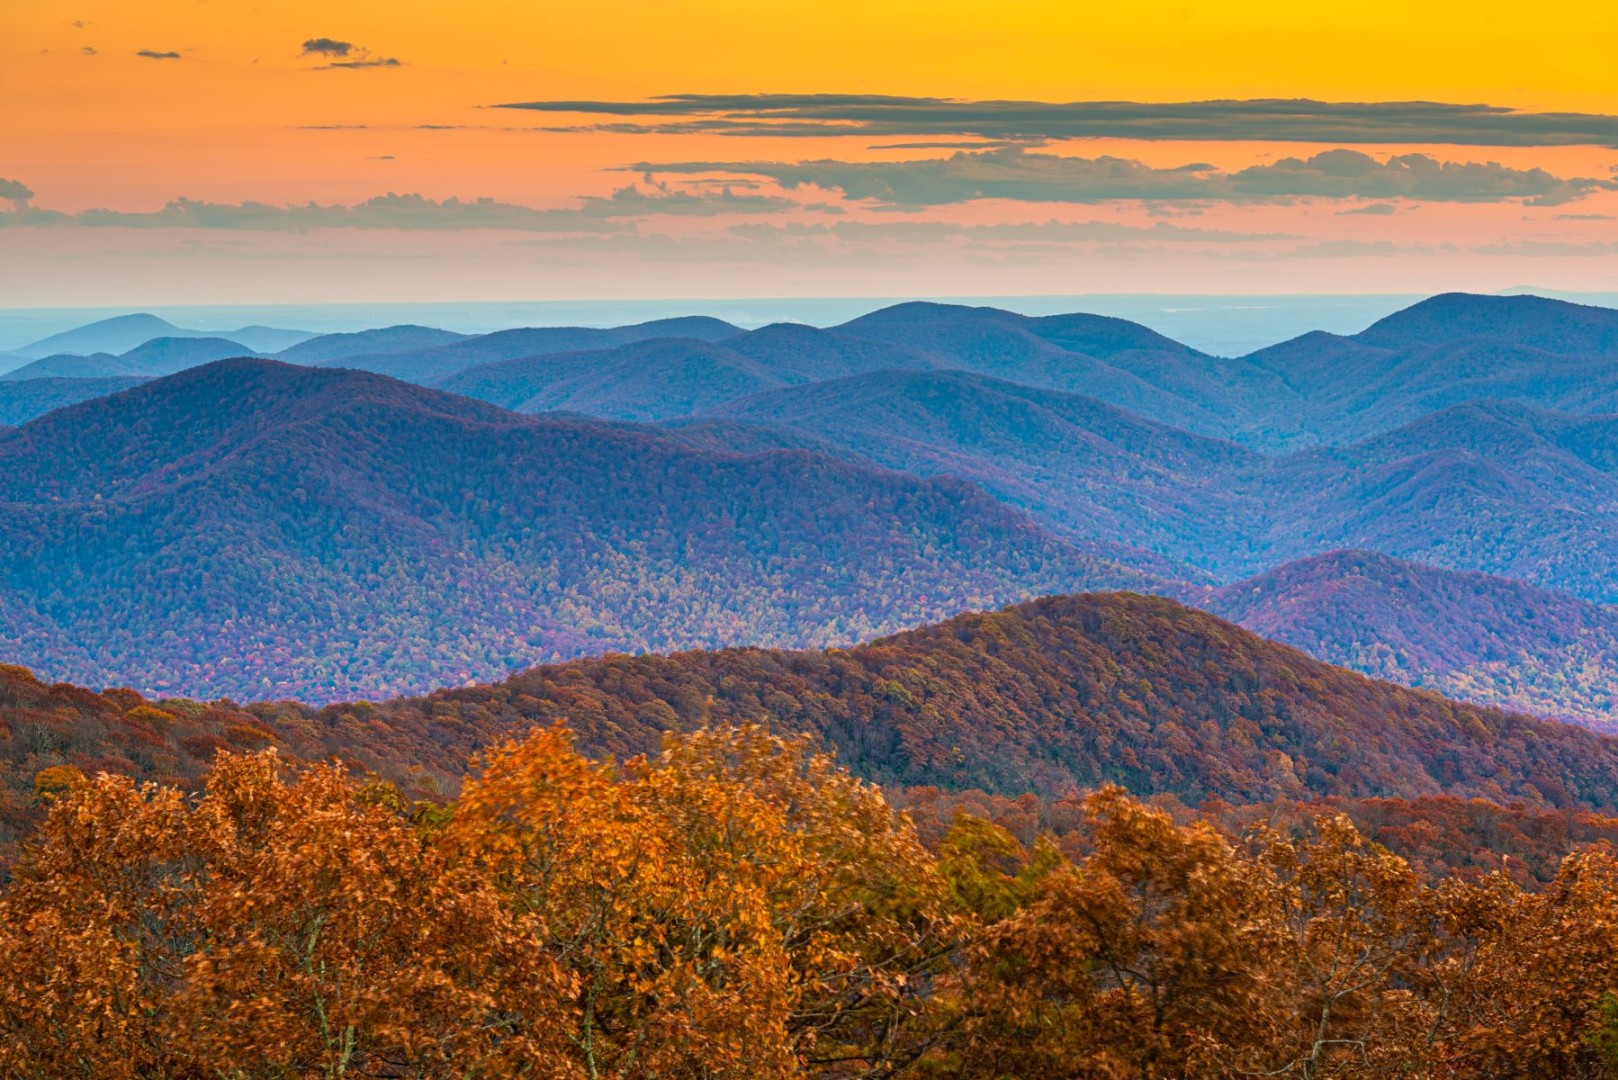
xmin=11 ymin=287 xmax=1618 ymax=314
xmin=5 ymin=289 xmax=1615 ymax=359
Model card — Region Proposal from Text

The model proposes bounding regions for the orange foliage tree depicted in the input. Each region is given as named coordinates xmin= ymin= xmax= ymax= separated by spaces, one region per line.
xmin=7 ymin=728 xmax=1618 ymax=1078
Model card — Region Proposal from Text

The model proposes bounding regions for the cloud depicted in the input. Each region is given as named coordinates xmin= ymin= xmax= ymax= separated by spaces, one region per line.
xmin=496 ymin=93 xmax=1618 ymax=148
xmin=1338 ymin=202 xmax=1399 ymax=216
xmin=575 ymin=184 xmax=796 ymax=217
xmin=135 ymin=49 xmax=181 ymax=60
xmin=1226 ymin=150 xmax=1607 ymax=205
xmin=1473 ymin=240 xmax=1618 ymax=257
xmin=299 ymin=37 xmax=400 ymax=69
xmin=81 ymin=46 xmax=97 ymax=56
xmin=301 ymin=37 xmax=353 ymax=57
xmin=633 ymin=147 xmax=1618 ymax=207
xmin=730 ymin=218 xmax=1293 ymax=244
xmin=0 ymin=194 xmax=632 ymax=232
xmin=1283 ymin=240 xmax=1422 ymax=258
xmin=0 ymin=186 xmax=810 ymax=231
xmin=867 ymin=140 xmax=1037 ymax=151
xmin=327 ymin=57 xmax=401 ymax=69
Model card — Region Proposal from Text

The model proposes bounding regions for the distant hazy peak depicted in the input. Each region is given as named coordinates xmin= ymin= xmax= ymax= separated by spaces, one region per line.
xmin=15 ymin=312 xmax=181 ymax=359
xmin=1355 ymin=292 xmax=1618 ymax=353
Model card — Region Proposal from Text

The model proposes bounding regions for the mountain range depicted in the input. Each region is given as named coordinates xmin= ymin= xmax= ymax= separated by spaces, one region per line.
xmin=0 ymin=335 xmax=267 ymax=381
xmin=5 ymin=292 xmax=1618 ymax=727
xmin=0 ymin=359 xmax=1153 ymax=701
xmin=311 ymin=316 xmax=742 ymax=383
xmin=7 ymin=312 xmax=311 ymax=364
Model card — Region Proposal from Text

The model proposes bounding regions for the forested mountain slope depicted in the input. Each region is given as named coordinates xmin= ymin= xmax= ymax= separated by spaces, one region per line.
xmin=0 ymin=359 xmax=1154 ymax=701
xmin=431 ymin=323 xmax=947 ymax=419
xmin=1246 ymin=293 xmax=1618 ymax=445
xmin=0 ymin=375 xmax=149 ymax=426
xmin=706 ymin=379 xmax=1618 ymax=599
xmin=1210 ymin=551 xmax=1618 ymax=729
xmin=710 ymin=368 xmax=1263 ymax=553
xmin=243 ymin=592 xmax=1618 ymax=809
xmin=318 ymin=316 xmax=743 ymax=382
xmin=274 ymin=324 xmax=467 ymax=365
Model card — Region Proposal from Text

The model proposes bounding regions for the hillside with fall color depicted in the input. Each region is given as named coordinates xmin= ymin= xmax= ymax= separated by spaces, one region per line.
xmin=11 ymin=592 xmax=1616 ymax=830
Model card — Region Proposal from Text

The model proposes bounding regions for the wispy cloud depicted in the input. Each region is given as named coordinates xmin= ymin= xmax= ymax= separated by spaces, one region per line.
xmin=497 ymin=94 xmax=1618 ymax=148
xmin=729 ymin=218 xmax=1294 ymax=244
xmin=327 ymin=56 xmax=401 ymax=69
xmin=1473 ymin=240 xmax=1618 ymax=257
xmin=135 ymin=49 xmax=181 ymax=60
xmin=0 ymin=187 xmax=809 ymax=231
xmin=576 ymin=184 xmax=795 ymax=217
xmin=632 ymin=147 xmax=1618 ymax=207
xmin=1 ymin=193 xmax=628 ymax=232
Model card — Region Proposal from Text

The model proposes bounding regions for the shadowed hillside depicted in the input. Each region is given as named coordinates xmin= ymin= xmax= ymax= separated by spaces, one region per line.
xmin=0 ymin=375 xmax=149 ymax=426
xmin=275 ymin=324 xmax=467 ymax=365
xmin=432 ymin=323 xmax=947 ymax=419
xmin=319 ymin=316 xmax=743 ymax=382
xmin=1210 ymin=551 xmax=1618 ymax=729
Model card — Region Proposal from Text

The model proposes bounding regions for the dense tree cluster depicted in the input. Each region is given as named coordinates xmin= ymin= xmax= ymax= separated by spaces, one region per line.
xmin=8 ymin=726 xmax=1618 ymax=1078
xmin=897 ymin=786 xmax=1618 ymax=890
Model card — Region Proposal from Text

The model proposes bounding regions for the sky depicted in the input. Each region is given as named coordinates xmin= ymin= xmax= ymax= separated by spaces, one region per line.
xmin=4 ymin=1 xmax=1618 ymax=306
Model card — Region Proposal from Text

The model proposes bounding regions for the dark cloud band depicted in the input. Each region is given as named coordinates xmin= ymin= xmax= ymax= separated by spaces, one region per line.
xmin=498 ymin=94 xmax=1618 ymax=148
xmin=301 ymin=38 xmax=353 ymax=57
xmin=631 ymin=148 xmax=1618 ymax=207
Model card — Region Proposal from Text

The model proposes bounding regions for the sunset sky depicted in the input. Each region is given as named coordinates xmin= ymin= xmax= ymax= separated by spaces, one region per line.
xmin=5 ymin=1 xmax=1618 ymax=305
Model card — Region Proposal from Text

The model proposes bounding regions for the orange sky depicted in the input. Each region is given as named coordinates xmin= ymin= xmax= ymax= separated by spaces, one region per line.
xmin=4 ymin=1 xmax=1618 ymax=303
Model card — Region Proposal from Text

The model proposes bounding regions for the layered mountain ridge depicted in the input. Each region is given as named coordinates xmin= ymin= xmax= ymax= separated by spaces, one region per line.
xmin=6 ymin=292 xmax=1618 ymax=726
xmin=0 ymin=359 xmax=1156 ymax=701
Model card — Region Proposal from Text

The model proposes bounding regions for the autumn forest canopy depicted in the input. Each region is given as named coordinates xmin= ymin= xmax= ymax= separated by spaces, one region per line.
xmin=13 ymin=723 xmax=1618 ymax=1078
